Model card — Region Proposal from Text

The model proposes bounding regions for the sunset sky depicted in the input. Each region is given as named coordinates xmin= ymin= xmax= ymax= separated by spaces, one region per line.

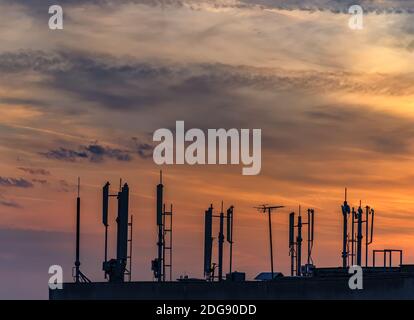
xmin=1 ymin=0 xmax=414 ymax=299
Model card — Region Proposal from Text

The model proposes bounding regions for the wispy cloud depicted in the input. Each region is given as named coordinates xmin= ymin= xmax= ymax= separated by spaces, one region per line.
xmin=4 ymin=0 xmax=414 ymax=14
xmin=18 ymin=167 xmax=50 ymax=176
xmin=40 ymin=143 xmax=133 ymax=162
xmin=86 ymin=144 xmax=132 ymax=162
xmin=31 ymin=179 xmax=49 ymax=186
xmin=40 ymin=147 xmax=88 ymax=162
xmin=0 ymin=177 xmax=34 ymax=188
xmin=132 ymin=138 xmax=153 ymax=159
xmin=0 ymin=199 xmax=22 ymax=208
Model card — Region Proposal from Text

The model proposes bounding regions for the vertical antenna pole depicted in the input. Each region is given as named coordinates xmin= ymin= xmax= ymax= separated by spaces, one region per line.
xmin=356 ymin=204 xmax=363 ymax=266
xmin=256 ymin=205 xmax=284 ymax=279
xmin=341 ymin=188 xmax=349 ymax=268
xmin=307 ymin=209 xmax=311 ymax=265
xmin=351 ymin=207 xmax=355 ymax=265
xmin=268 ymin=208 xmax=274 ymax=279
xmin=296 ymin=206 xmax=302 ymax=276
xmin=289 ymin=212 xmax=295 ymax=276
xmin=162 ymin=204 xmax=166 ymax=282
xmin=116 ymin=183 xmax=129 ymax=282
xmin=129 ymin=215 xmax=133 ymax=282
xmin=218 ymin=201 xmax=224 ymax=281
xmin=170 ymin=204 xmax=173 ymax=282
xmin=104 ymin=226 xmax=108 ymax=263
xmin=102 ymin=182 xmax=110 ymax=280
xmin=75 ymin=177 xmax=81 ymax=283
xmin=156 ymin=171 xmax=164 ymax=282
xmin=365 ymin=206 xmax=369 ymax=267
xmin=228 ymin=206 xmax=234 ymax=275
xmin=157 ymin=218 xmax=162 ymax=282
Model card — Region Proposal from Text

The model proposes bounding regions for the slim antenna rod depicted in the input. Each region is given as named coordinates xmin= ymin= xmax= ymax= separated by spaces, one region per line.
xmin=356 ymin=204 xmax=363 ymax=266
xmin=365 ymin=206 xmax=375 ymax=267
xmin=128 ymin=215 xmax=133 ymax=281
xmin=218 ymin=202 xmax=225 ymax=281
xmin=296 ymin=206 xmax=302 ymax=276
xmin=289 ymin=212 xmax=295 ymax=276
xmin=75 ymin=177 xmax=81 ymax=283
xmin=204 ymin=205 xmax=213 ymax=281
xmin=156 ymin=173 xmax=164 ymax=282
xmin=365 ymin=206 xmax=369 ymax=267
xmin=255 ymin=205 xmax=285 ymax=279
xmin=351 ymin=207 xmax=355 ymax=265
xmin=307 ymin=209 xmax=315 ymax=265
xmin=307 ymin=209 xmax=310 ymax=265
xmin=73 ymin=178 xmax=90 ymax=283
xmin=102 ymin=182 xmax=110 ymax=280
xmin=341 ymin=188 xmax=350 ymax=268
xmin=268 ymin=209 xmax=274 ymax=278
xmin=227 ymin=206 xmax=234 ymax=275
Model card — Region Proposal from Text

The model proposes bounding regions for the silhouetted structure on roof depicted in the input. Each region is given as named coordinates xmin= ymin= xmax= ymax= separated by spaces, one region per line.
xmin=152 ymin=171 xmax=173 ymax=282
xmin=51 ymin=180 xmax=412 ymax=300
xmin=289 ymin=207 xmax=315 ymax=276
xmin=203 ymin=203 xmax=235 ymax=282
xmin=255 ymin=205 xmax=285 ymax=279
xmin=73 ymin=178 xmax=90 ymax=283
xmin=340 ymin=188 xmax=375 ymax=267
xmin=102 ymin=181 xmax=133 ymax=282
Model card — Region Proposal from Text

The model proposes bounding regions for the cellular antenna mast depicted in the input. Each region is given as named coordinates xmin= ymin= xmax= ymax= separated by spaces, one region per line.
xmin=73 ymin=177 xmax=90 ymax=283
xmin=341 ymin=188 xmax=351 ymax=268
xmin=255 ymin=204 xmax=285 ymax=279
xmin=227 ymin=206 xmax=234 ymax=274
xmin=344 ymin=190 xmax=375 ymax=267
xmin=289 ymin=206 xmax=315 ymax=277
xmin=203 ymin=204 xmax=214 ymax=281
xmin=296 ymin=206 xmax=302 ymax=276
xmin=102 ymin=181 xmax=110 ymax=278
xmin=102 ymin=181 xmax=132 ymax=282
xmin=203 ymin=202 xmax=234 ymax=281
xmin=152 ymin=171 xmax=173 ymax=282
xmin=156 ymin=171 xmax=163 ymax=282
xmin=217 ymin=201 xmax=225 ymax=281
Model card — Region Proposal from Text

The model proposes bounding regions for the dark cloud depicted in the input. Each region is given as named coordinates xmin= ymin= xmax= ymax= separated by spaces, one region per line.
xmin=303 ymin=105 xmax=414 ymax=155
xmin=18 ymin=167 xmax=50 ymax=176
xmin=0 ymin=97 xmax=46 ymax=107
xmin=132 ymin=137 xmax=153 ymax=159
xmin=257 ymin=103 xmax=414 ymax=163
xmin=40 ymin=147 xmax=88 ymax=162
xmin=32 ymin=179 xmax=49 ymax=186
xmin=41 ymin=143 xmax=132 ymax=163
xmin=136 ymin=144 xmax=153 ymax=159
xmin=240 ymin=0 xmax=414 ymax=13
xmin=2 ymin=50 xmax=414 ymax=164
xmin=86 ymin=144 xmax=132 ymax=162
xmin=0 ymin=50 xmax=175 ymax=111
xmin=4 ymin=0 xmax=414 ymax=16
xmin=0 ymin=199 xmax=22 ymax=208
xmin=0 ymin=177 xmax=34 ymax=188
xmin=0 ymin=50 xmax=69 ymax=74
xmin=1 ymin=50 xmax=413 ymax=116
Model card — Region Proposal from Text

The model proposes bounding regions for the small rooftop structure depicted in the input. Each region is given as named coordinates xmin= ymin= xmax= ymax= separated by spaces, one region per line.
xmin=254 ymin=272 xmax=283 ymax=281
